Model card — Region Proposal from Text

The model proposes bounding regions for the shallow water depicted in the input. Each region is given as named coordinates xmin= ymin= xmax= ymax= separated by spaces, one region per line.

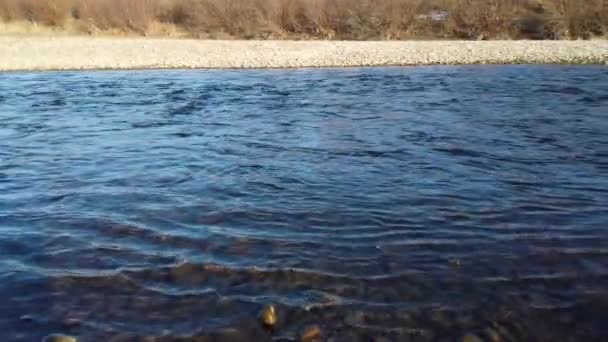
xmin=0 ymin=66 xmax=607 ymax=341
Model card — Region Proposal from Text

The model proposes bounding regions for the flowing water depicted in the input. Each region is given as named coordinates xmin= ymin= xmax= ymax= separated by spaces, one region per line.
xmin=0 ymin=66 xmax=607 ymax=341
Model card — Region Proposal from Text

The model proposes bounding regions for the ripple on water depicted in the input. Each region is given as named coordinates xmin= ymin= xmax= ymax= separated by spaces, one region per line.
xmin=0 ymin=66 xmax=607 ymax=341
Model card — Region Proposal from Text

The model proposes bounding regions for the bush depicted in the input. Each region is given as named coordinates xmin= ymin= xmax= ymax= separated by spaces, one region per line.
xmin=0 ymin=0 xmax=72 ymax=25
xmin=0 ymin=0 xmax=606 ymax=39
xmin=516 ymin=15 xmax=547 ymax=39
xmin=543 ymin=0 xmax=607 ymax=39
xmin=77 ymin=0 xmax=157 ymax=34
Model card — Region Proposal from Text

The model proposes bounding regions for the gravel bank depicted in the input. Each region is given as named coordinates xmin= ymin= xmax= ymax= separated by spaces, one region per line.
xmin=1 ymin=36 xmax=607 ymax=71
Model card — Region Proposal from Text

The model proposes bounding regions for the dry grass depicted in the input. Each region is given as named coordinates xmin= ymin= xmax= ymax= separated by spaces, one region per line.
xmin=76 ymin=0 xmax=156 ymax=34
xmin=0 ymin=0 xmax=72 ymax=26
xmin=0 ymin=0 xmax=606 ymax=39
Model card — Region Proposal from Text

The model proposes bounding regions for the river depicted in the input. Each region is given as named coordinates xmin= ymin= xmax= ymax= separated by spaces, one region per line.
xmin=1 ymin=66 xmax=607 ymax=341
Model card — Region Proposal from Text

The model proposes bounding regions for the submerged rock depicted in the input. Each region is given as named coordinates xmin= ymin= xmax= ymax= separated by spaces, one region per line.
xmin=261 ymin=304 xmax=278 ymax=328
xmin=300 ymin=325 xmax=322 ymax=341
xmin=42 ymin=334 xmax=77 ymax=342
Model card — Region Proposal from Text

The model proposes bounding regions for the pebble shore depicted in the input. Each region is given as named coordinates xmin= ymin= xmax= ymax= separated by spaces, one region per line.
xmin=0 ymin=36 xmax=607 ymax=71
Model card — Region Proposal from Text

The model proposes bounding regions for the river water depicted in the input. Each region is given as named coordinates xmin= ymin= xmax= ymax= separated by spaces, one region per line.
xmin=0 ymin=66 xmax=607 ymax=341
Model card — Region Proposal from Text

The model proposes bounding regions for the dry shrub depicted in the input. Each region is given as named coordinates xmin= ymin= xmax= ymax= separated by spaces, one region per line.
xmin=0 ymin=0 xmax=18 ymax=21
xmin=207 ymin=0 xmax=273 ymax=37
xmin=544 ymin=0 xmax=607 ymax=39
xmin=516 ymin=14 xmax=549 ymax=39
xmin=438 ymin=0 xmax=528 ymax=39
xmin=76 ymin=0 xmax=157 ymax=34
xmin=151 ymin=0 xmax=421 ymax=39
xmin=165 ymin=0 xmax=237 ymax=38
xmin=0 ymin=0 xmax=72 ymax=25
xmin=1 ymin=0 xmax=607 ymax=39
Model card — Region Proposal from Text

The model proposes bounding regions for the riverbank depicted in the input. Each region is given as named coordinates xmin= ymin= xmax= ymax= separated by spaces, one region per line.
xmin=1 ymin=36 xmax=607 ymax=71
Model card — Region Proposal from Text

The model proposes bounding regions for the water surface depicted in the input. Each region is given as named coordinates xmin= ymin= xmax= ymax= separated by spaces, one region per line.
xmin=0 ymin=66 xmax=607 ymax=341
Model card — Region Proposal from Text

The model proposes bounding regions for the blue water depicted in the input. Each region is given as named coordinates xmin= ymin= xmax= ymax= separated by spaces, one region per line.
xmin=0 ymin=66 xmax=607 ymax=341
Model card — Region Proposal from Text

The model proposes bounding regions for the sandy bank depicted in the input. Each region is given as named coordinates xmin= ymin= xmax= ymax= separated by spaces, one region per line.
xmin=1 ymin=36 xmax=607 ymax=71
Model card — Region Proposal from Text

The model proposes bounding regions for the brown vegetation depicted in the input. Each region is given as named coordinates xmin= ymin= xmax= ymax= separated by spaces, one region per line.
xmin=0 ymin=0 xmax=606 ymax=39
xmin=0 ymin=0 xmax=72 ymax=25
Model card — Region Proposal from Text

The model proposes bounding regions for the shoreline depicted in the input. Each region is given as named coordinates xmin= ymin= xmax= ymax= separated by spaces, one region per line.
xmin=1 ymin=36 xmax=607 ymax=71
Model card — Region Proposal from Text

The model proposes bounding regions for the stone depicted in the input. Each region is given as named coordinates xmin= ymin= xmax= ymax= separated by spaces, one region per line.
xmin=42 ymin=334 xmax=77 ymax=342
xmin=300 ymin=325 xmax=322 ymax=342
xmin=261 ymin=304 xmax=278 ymax=328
